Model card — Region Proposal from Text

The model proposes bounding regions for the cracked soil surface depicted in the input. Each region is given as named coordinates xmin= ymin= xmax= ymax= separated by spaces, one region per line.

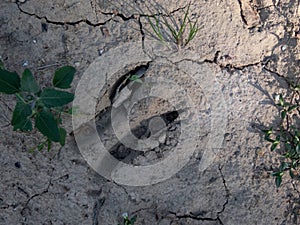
xmin=1 ymin=0 xmax=300 ymax=224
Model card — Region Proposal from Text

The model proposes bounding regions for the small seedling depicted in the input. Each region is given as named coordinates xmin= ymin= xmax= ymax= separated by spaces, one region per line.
xmin=0 ymin=62 xmax=75 ymax=151
xmin=147 ymin=2 xmax=200 ymax=48
xmin=127 ymin=74 xmax=143 ymax=84
xmin=118 ymin=213 xmax=136 ymax=225
xmin=262 ymin=86 xmax=300 ymax=187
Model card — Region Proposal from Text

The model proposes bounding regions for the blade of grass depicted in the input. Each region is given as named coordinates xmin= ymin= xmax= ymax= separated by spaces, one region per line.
xmin=177 ymin=3 xmax=190 ymax=40
xmin=148 ymin=15 xmax=164 ymax=42
xmin=163 ymin=19 xmax=179 ymax=41
xmin=186 ymin=19 xmax=199 ymax=44
xmin=159 ymin=13 xmax=178 ymax=42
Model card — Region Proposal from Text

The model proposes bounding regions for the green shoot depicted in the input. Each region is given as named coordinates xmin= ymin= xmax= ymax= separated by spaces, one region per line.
xmin=118 ymin=213 xmax=136 ymax=225
xmin=147 ymin=2 xmax=200 ymax=48
xmin=0 ymin=63 xmax=75 ymax=151
xmin=262 ymin=90 xmax=300 ymax=187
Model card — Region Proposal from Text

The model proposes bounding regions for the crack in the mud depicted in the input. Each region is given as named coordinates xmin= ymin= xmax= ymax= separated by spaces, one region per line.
xmin=203 ymin=51 xmax=262 ymax=71
xmin=262 ymin=66 xmax=290 ymax=84
xmin=226 ymin=61 xmax=261 ymax=70
xmin=138 ymin=16 xmax=146 ymax=51
xmin=168 ymin=165 xmax=230 ymax=225
xmin=262 ymin=66 xmax=284 ymax=78
xmin=20 ymin=168 xmax=54 ymax=216
xmin=217 ymin=165 xmax=230 ymax=216
xmin=160 ymin=49 xmax=268 ymax=73
xmin=16 ymin=3 xmax=131 ymax=27
xmin=92 ymin=197 xmax=105 ymax=225
xmin=236 ymin=0 xmax=248 ymax=26
xmin=169 ymin=211 xmax=224 ymax=225
xmin=203 ymin=51 xmax=220 ymax=64
xmin=112 ymin=181 xmax=129 ymax=196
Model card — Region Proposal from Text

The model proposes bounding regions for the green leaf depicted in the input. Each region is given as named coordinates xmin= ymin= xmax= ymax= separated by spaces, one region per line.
xmin=11 ymin=101 xmax=32 ymax=131
xmin=53 ymin=66 xmax=75 ymax=89
xmin=38 ymin=142 xmax=45 ymax=151
xmin=40 ymin=88 xmax=74 ymax=108
xmin=178 ymin=3 xmax=190 ymax=39
xmin=35 ymin=108 xmax=60 ymax=142
xmin=294 ymin=86 xmax=300 ymax=92
xmin=281 ymin=110 xmax=287 ymax=119
xmin=289 ymin=169 xmax=295 ymax=179
xmin=47 ymin=139 xmax=52 ymax=151
xmin=0 ymin=60 xmax=4 ymax=69
xmin=0 ymin=68 xmax=20 ymax=94
xmin=279 ymin=94 xmax=284 ymax=107
xmin=294 ymin=134 xmax=300 ymax=144
xmin=279 ymin=162 xmax=290 ymax=171
xmin=288 ymin=105 xmax=298 ymax=112
xmin=286 ymin=143 xmax=292 ymax=152
xmin=275 ymin=175 xmax=282 ymax=188
xmin=262 ymin=128 xmax=273 ymax=136
xmin=20 ymin=69 xmax=39 ymax=93
xmin=187 ymin=20 xmax=197 ymax=44
xmin=59 ymin=127 xmax=67 ymax=146
xmin=292 ymin=160 xmax=298 ymax=168
xmin=271 ymin=142 xmax=279 ymax=151
xmin=130 ymin=216 xmax=137 ymax=223
xmin=128 ymin=75 xmax=143 ymax=84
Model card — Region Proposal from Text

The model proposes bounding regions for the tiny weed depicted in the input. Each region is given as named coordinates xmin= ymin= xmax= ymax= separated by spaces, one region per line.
xmin=262 ymin=82 xmax=300 ymax=187
xmin=118 ymin=213 xmax=136 ymax=225
xmin=147 ymin=3 xmax=200 ymax=48
xmin=0 ymin=61 xmax=75 ymax=151
xmin=127 ymin=74 xmax=143 ymax=83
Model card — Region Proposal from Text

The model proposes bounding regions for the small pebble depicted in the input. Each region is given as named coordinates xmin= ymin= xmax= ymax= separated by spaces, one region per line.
xmin=98 ymin=49 xmax=104 ymax=56
xmin=33 ymin=39 xmax=37 ymax=44
xmin=281 ymin=45 xmax=287 ymax=51
xmin=22 ymin=61 xmax=28 ymax=67
xmin=159 ymin=133 xmax=166 ymax=144
xmin=128 ymin=192 xmax=140 ymax=203
xmin=75 ymin=62 xmax=80 ymax=67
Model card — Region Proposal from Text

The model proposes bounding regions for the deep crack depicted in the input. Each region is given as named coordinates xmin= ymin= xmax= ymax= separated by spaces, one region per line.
xmin=16 ymin=3 xmax=131 ymax=27
xmin=92 ymin=197 xmax=105 ymax=225
xmin=20 ymin=168 xmax=54 ymax=216
xmin=204 ymin=51 xmax=262 ymax=71
xmin=237 ymin=0 xmax=248 ymax=26
xmin=218 ymin=165 xmax=230 ymax=216
xmin=138 ymin=15 xmax=146 ymax=51
xmin=169 ymin=211 xmax=224 ymax=225
xmin=262 ymin=65 xmax=292 ymax=87
xmin=203 ymin=51 xmax=220 ymax=64
xmin=168 ymin=166 xmax=230 ymax=225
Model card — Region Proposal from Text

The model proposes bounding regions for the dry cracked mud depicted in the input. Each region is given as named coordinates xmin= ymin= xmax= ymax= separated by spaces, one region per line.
xmin=1 ymin=0 xmax=300 ymax=224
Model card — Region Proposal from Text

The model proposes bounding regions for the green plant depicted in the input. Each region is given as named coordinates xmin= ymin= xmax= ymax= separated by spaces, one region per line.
xmin=147 ymin=2 xmax=199 ymax=48
xmin=127 ymin=74 xmax=143 ymax=84
xmin=0 ymin=62 xmax=75 ymax=151
xmin=262 ymin=85 xmax=300 ymax=187
xmin=118 ymin=213 xmax=136 ymax=225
